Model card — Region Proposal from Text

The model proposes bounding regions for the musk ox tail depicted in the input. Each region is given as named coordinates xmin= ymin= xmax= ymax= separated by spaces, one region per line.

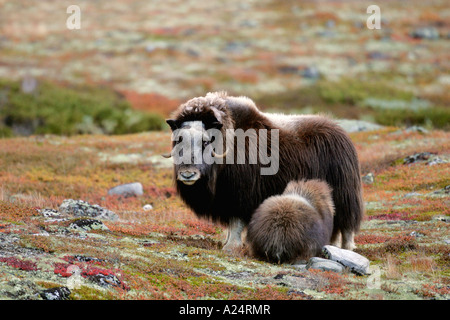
xmin=246 ymin=179 xmax=334 ymax=264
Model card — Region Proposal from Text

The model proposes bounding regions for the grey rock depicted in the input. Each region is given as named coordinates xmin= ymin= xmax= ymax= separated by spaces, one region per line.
xmin=322 ymin=245 xmax=370 ymax=275
xmin=433 ymin=215 xmax=450 ymax=223
xmin=68 ymin=218 xmax=109 ymax=232
xmin=301 ymin=66 xmax=320 ymax=79
xmin=21 ymin=75 xmax=38 ymax=94
xmin=427 ymin=156 xmax=448 ymax=166
xmin=427 ymin=185 xmax=450 ymax=198
xmin=411 ymin=27 xmax=440 ymax=40
xmin=306 ymin=257 xmax=345 ymax=273
xmin=404 ymin=126 xmax=428 ymax=134
xmin=107 ymin=182 xmax=144 ymax=197
xmin=403 ymin=192 xmax=422 ymax=198
xmin=39 ymin=208 xmax=61 ymax=218
xmin=143 ymin=204 xmax=153 ymax=211
xmin=40 ymin=287 xmax=71 ymax=300
xmin=362 ymin=173 xmax=374 ymax=185
xmin=403 ymin=152 xmax=435 ymax=165
xmin=336 ymin=119 xmax=383 ymax=133
xmin=87 ymin=273 xmax=123 ymax=288
xmin=59 ymin=199 xmax=118 ymax=221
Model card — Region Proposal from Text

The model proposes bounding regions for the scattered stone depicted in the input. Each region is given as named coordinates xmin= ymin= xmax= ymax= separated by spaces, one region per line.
xmin=87 ymin=273 xmax=123 ymax=288
xmin=40 ymin=287 xmax=71 ymax=300
xmin=410 ymin=27 xmax=440 ymax=40
xmin=39 ymin=208 xmax=61 ymax=218
xmin=301 ymin=66 xmax=320 ymax=79
xmin=433 ymin=215 xmax=450 ymax=223
xmin=143 ymin=204 xmax=153 ymax=211
xmin=336 ymin=119 xmax=384 ymax=133
xmin=59 ymin=199 xmax=118 ymax=221
xmin=403 ymin=152 xmax=435 ymax=165
xmin=409 ymin=231 xmax=425 ymax=238
xmin=427 ymin=185 xmax=450 ymax=198
xmin=322 ymin=245 xmax=370 ymax=275
xmin=427 ymin=156 xmax=448 ymax=166
xmin=306 ymin=257 xmax=345 ymax=273
xmin=107 ymin=182 xmax=144 ymax=197
xmin=362 ymin=173 xmax=374 ymax=185
xmin=404 ymin=126 xmax=428 ymax=134
xmin=403 ymin=192 xmax=422 ymax=198
xmin=68 ymin=218 xmax=109 ymax=232
xmin=21 ymin=75 xmax=38 ymax=94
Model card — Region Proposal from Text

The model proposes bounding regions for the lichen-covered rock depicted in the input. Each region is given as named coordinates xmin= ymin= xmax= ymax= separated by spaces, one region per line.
xmin=68 ymin=218 xmax=109 ymax=232
xmin=40 ymin=287 xmax=71 ymax=300
xmin=59 ymin=199 xmax=118 ymax=221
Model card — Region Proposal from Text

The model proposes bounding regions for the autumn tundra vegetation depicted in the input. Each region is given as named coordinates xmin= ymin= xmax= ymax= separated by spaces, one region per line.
xmin=0 ymin=0 xmax=449 ymax=300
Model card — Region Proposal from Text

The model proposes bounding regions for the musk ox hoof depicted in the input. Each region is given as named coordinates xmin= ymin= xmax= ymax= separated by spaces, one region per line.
xmin=222 ymin=240 xmax=243 ymax=254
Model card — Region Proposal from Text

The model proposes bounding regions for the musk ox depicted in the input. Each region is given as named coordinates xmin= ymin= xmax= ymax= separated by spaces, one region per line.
xmin=164 ymin=91 xmax=364 ymax=252
xmin=246 ymin=179 xmax=334 ymax=264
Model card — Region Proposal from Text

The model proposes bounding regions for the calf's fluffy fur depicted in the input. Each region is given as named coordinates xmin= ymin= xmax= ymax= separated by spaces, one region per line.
xmin=247 ymin=179 xmax=334 ymax=264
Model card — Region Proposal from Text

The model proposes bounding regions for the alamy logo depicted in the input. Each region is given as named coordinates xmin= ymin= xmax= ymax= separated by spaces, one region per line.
xmin=167 ymin=127 xmax=280 ymax=176
xmin=66 ymin=5 xmax=81 ymax=30
xmin=367 ymin=5 xmax=381 ymax=30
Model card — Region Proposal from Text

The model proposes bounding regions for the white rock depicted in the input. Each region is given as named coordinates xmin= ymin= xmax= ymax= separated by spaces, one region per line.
xmin=143 ymin=204 xmax=153 ymax=211
xmin=322 ymin=245 xmax=370 ymax=275
xmin=107 ymin=182 xmax=144 ymax=197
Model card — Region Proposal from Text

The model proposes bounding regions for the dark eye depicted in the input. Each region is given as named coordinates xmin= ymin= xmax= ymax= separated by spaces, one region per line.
xmin=203 ymin=140 xmax=210 ymax=148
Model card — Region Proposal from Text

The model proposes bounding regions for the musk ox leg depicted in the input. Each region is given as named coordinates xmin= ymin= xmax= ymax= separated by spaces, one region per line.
xmin=330 ymin=231 xmax=342 ymax=248
xmin=342 ymin=230 xmax=356 ymax=250
xmin=223 ymin=218 xmax=245 ymax=252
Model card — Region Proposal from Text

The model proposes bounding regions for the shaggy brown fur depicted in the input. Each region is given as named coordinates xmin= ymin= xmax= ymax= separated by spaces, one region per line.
xmin=166 ymin=92 xmax=364 ymax=249
xmin=246 ymin=179 xmax=334 ymax=263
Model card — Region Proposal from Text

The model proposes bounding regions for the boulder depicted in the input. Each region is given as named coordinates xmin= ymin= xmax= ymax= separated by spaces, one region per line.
xmin=107 ymin=182 xmax=143 ymax=197
xmin=306 ymin=257 xmax=345 ymax=273
xmin=322 ymin=245 xmax=370 ymax=275
xmin=59 ymin=199 xmax=118 ymax=221
xmin=40 ymin=287 xmax=71 ymax=300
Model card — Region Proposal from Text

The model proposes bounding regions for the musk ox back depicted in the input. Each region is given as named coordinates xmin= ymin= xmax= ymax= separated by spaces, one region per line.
xmin=165 ymin=92 xmax=364 ymax=251
xmin=246 ymin=179 xmax=334 ymax=264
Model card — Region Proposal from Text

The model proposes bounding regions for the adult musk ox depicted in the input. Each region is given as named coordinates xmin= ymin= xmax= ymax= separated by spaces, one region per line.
xmin=164 ymin=92 xmax=364 ymax=252
xmin=247 ymin=179 xmax=335 ymax=264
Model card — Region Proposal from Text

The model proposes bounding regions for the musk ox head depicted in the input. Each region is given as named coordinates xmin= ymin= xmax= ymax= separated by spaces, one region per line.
xmin=164 ymin=92 xmax=233 ymax=188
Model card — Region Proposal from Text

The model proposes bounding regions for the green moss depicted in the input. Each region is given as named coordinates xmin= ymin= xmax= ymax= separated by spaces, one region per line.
xmin=0 ymin=78 xmax=164 ymax=136
xmin=70 ymin=285 xmax=115 ymax=300
xmin=255 ymin=76 xmax=449 ymax=130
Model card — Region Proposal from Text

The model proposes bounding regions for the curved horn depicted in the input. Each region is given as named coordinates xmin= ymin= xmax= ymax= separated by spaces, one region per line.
xmin=161 ymin=152 xmax=173 ymax=158
xmin=211 ymin=148 xmax=228 ymax=159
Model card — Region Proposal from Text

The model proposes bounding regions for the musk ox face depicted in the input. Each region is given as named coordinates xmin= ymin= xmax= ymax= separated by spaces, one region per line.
xmin=165 ymin=119 xmax=226 ymax=186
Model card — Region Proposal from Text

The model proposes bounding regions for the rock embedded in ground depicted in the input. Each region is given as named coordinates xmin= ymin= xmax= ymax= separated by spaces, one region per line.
xmin=143 ymin=204 xmax=153 ymax=211
xmin=107 ymin=182 xmax=144 ymax=197
xmin=336 ymin=119 xmax=384 ymax=133
xmin=362 ymin=173 xmax=374 ymax=185
xmin=40 ymin=287 xmax=71 ymax=300
xmin=403 ymin=152 xmax=435 ymax=165
xmin=410 ymin=27 xmax=440 ymax=40
xmin=59 ymin=199 xmax=118 ymax=221
xmin=68 ymin=218 xmax=109 ymax=232
xmin=306 ymin=257 xmax=345 ymax=273
xmin=322 ymin=245 xmax=370 ymax=275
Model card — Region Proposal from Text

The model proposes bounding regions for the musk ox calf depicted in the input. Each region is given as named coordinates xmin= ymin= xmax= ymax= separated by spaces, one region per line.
xmin=164 ymin=92 xmax=364 ymax=252
xmin=246 ymin=179 xmax=334 ymax=264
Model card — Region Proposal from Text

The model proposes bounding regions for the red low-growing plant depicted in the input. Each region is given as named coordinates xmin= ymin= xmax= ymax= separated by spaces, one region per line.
xmin=0 ymin=256 xmax=38 ymax=271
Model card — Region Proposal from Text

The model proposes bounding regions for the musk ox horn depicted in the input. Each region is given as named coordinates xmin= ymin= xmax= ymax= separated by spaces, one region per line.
xmin=211 ymin=148 xmax=228 ymax=158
